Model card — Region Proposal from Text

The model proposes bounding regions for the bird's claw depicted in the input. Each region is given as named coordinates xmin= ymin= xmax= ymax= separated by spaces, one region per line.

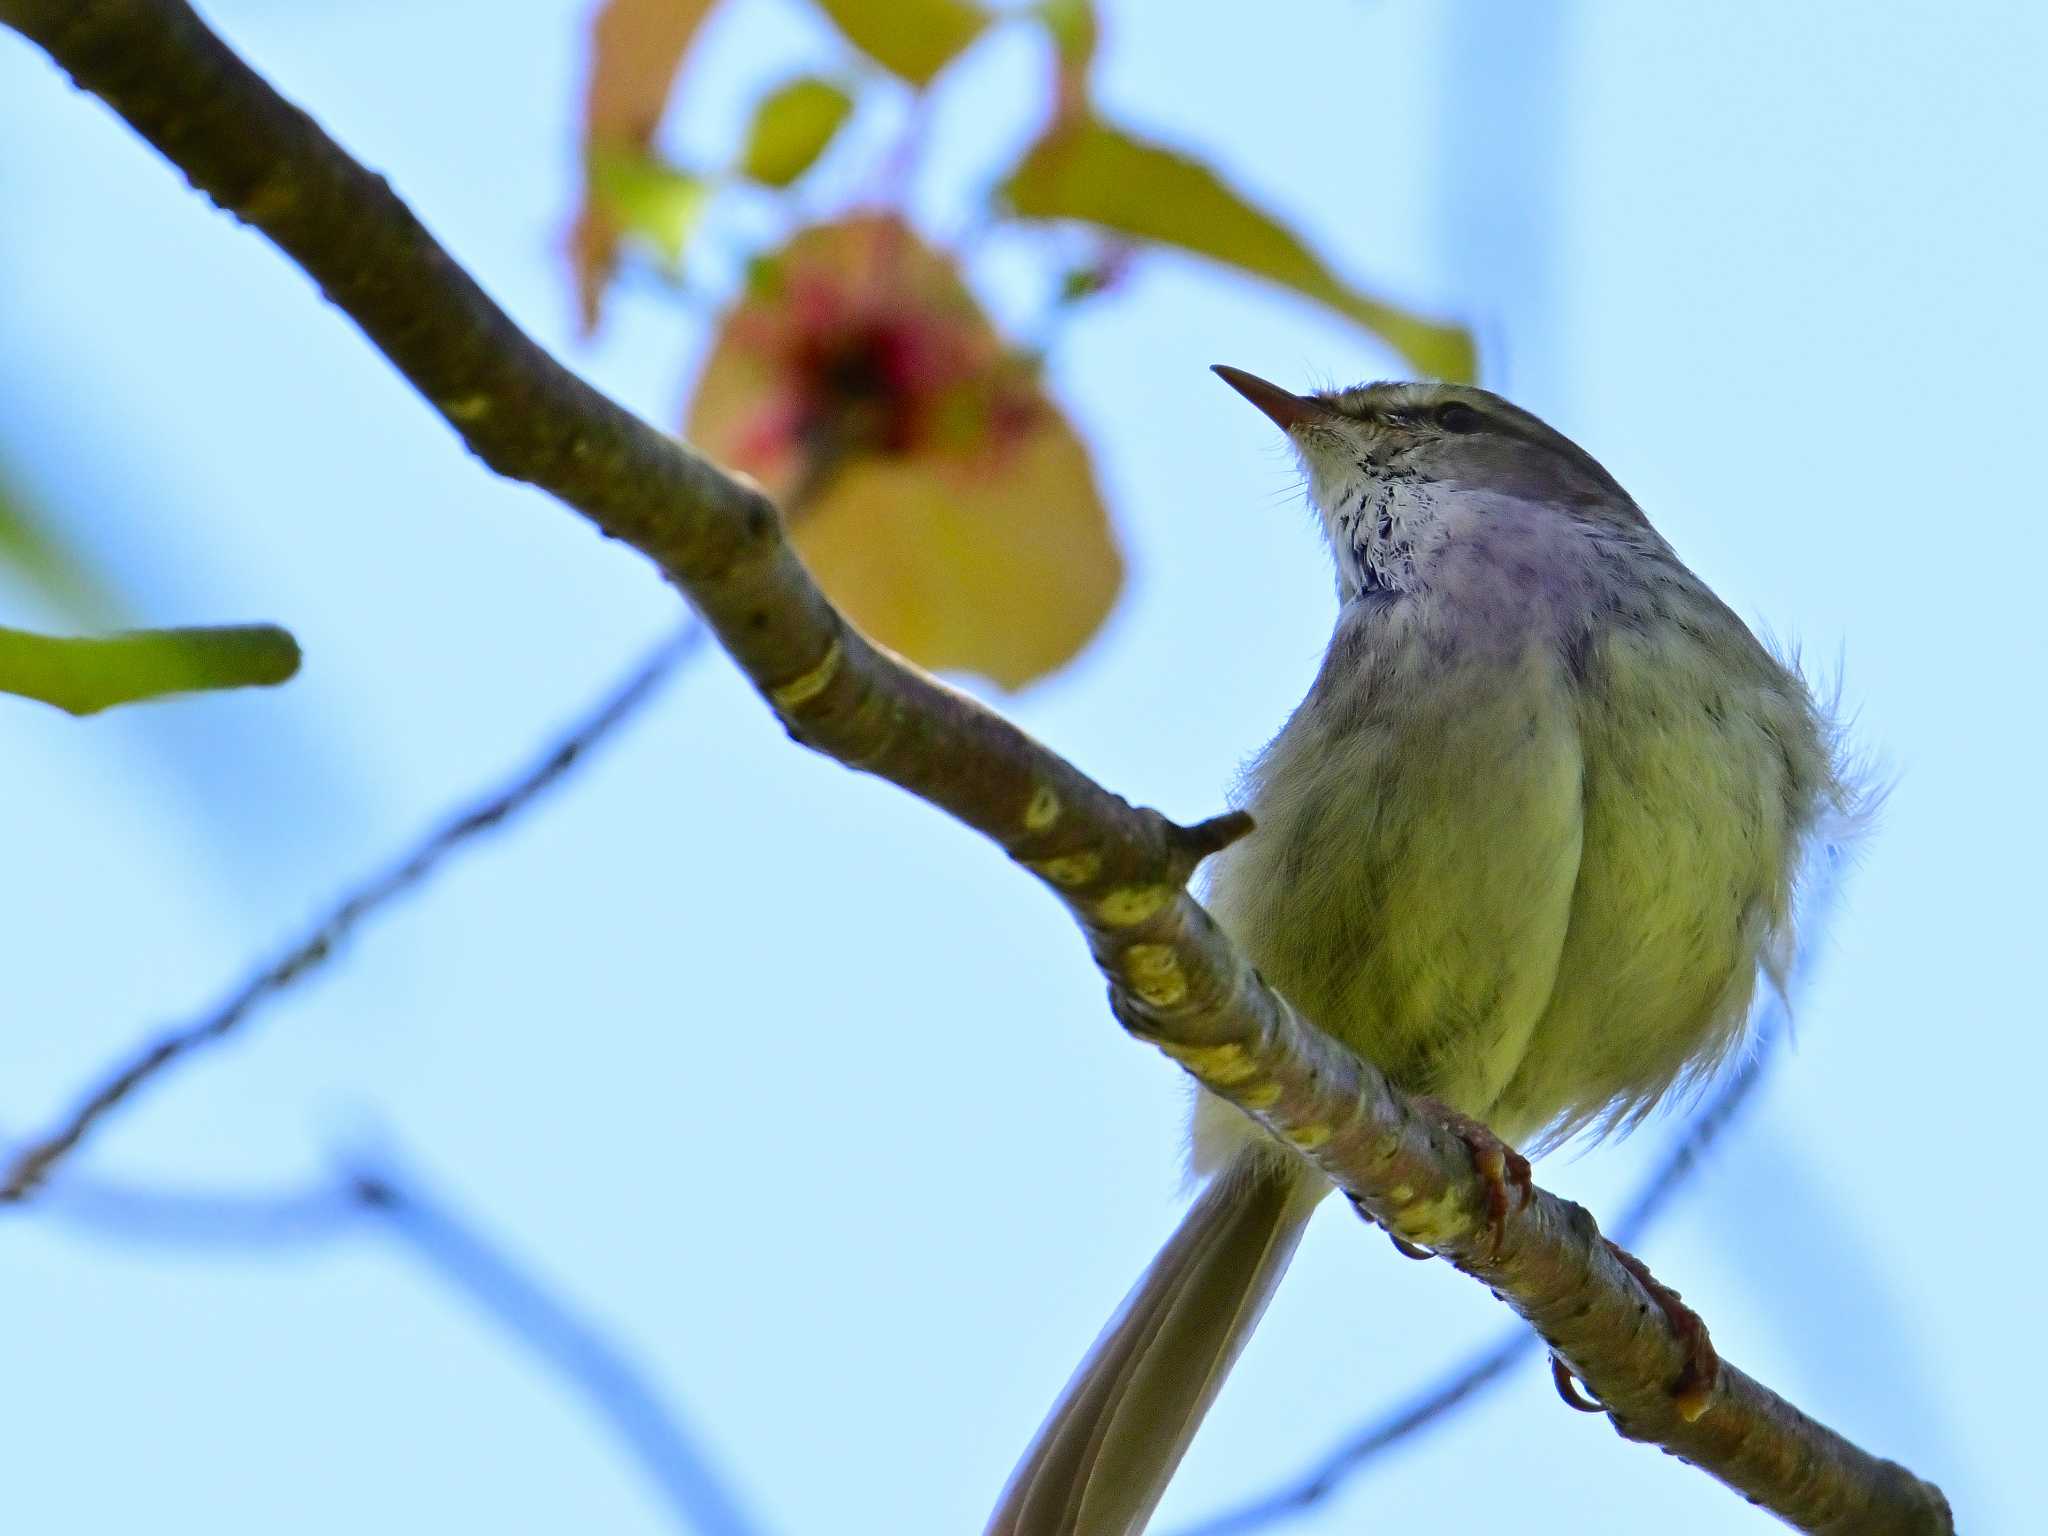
xmin=1605 ymin=1239 xmax=1721 ymax=1421
xmin=1551 ymin=1354 xmax=1604 ymax=1413
xmin=1413 ymin=1097 xmax=1532 ymax=1256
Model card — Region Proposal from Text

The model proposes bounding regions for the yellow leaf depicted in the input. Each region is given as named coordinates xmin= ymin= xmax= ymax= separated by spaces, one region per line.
xmin=570 ymin=0 xmax=722 ymax=333
xmin=1002 ymin=116 xmax=1477 ymax=381
xmin=790 ymin=413 xmax=1120 ymax=690
xmin=686 ymin=216 xmax=1122 ymax=689
xmin=739 ymin=77 xmax=855 ymax=187
xmin=810 ymin=0 xmax=988 ymax=87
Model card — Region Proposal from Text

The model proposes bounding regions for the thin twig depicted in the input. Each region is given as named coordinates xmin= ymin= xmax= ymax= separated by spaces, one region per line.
xmin=1172 ymin=859 xmax=1849 ymax=1535
xmin=23 ymin=1152 xmax=766 ymax=1536
xmin=1 ymin=622 xmax=701 ymax=1200
xmin=0 ymin=4 xmax=1950 ymax=1525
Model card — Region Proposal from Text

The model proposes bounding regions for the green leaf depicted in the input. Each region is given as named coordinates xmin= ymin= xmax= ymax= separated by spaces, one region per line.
xmin=1001 ymin=116 xmax=1476 ymax=381
xmin=739 ymin=77 xmax=855 ymax=187
xmin=810 ymin=0 xmax=989 ymax=87
xmin=0 ymin=470 xmax=119 ymax=624
xmin=0 ymin=622 xmax=301 ymax=716
xmin=588 ymin=149 xmax=710 ymax=270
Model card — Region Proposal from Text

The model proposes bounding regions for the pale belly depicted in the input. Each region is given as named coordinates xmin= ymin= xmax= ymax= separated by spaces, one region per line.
xmin=1196 ymin=629 xmax=1584 ymax=1168
xmin=1194 ymin=605 xmax=1815 ymax=1169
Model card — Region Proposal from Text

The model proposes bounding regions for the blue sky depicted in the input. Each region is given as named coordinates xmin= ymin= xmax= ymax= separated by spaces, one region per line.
xmin=4 ymin=2 xmax=2043 ymax=1531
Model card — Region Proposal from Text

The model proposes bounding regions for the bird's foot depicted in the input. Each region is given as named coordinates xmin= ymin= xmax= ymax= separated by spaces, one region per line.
xmin=1387 ymin=1231 xmax=1434 ymax=1260
xmin=1605 ymin=1239 xmax=1720 ymax=1421
xmin=1346 ymin=1193 xmax=1437 ymax=1258
xmin=1412 ymin=1097 xmax=1532 ymax=1257
xmin=1550 ymin=1354 xmax=1604 ymax=1413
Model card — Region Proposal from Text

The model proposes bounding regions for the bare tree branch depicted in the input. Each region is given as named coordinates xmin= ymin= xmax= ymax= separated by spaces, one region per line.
xmin=1173 ymin=1019 xmax=1781 ymax=1535
xmin=24 ymin=1154 xmax=765 ymax=1536
xmin=0 ymin=3 xmax=1951 ymax=1528
xmin=1176 ymin=856 xmax=1850 ymax=1534
xmin=2 ymin=622 xmax=700 ymax=1199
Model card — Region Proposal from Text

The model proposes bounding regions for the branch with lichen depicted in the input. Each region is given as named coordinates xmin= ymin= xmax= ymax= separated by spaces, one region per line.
xmin=0 ymin=2 xmax=1951 ymax=1529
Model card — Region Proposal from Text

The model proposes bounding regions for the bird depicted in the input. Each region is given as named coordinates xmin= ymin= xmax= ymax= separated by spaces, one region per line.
xmin=986 ymin=368 xmax=1856 ymax=1536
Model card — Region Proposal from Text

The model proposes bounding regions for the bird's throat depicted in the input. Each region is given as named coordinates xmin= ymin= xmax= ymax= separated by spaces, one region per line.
xmin=1325 ymin=473 xmax=1440 ymax=599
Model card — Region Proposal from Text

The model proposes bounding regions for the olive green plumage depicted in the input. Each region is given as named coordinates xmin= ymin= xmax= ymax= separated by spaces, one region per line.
xmin=989 ymin=373 xmax=1854 ymax=1536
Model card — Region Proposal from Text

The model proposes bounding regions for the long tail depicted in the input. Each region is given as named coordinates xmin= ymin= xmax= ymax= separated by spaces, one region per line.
xmin=987 ymin=1153 xmax=1319 ymax=1536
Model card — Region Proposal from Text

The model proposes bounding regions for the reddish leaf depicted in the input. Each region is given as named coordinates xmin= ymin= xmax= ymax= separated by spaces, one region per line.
xmin=686 ymin=216 xmax=1122 ymax=689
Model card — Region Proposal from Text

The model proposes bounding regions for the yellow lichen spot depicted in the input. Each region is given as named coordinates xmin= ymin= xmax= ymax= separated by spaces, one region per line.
xmin=239 ymin=174 xmax=300 ymax=224
xmin=1122 ymin=944 xmax=1187 ymax=1007
xmin=1024 ymin=786 xmax=1062 ymax=833
xmin=443 ymin=393 xmax=492 ymax=422
xmin=1676 ymin=1382 xmax=1715 ymax=1424
xmin=1286 ymin=1122 xmax=1332 ymax=1150
xmin=770 ymin=639 xmax=842 ymax=710
xmin=1241 ymin=1081 xmax=1283 ymax=1111
xmin=1156 ymin=1039 xmax=1262 ymax=1087
xmin=1387 ymin=1187 xmax=1472 ymax=1249
xmin=1094 ymin=883 xmax=1173 ymax=927
xmin=1029 ymin=849 xmax=1101 ymax=887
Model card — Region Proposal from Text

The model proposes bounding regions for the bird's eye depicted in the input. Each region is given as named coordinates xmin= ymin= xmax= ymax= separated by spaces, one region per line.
xmin=1434 ymin=401 xmax=1483 ymax=434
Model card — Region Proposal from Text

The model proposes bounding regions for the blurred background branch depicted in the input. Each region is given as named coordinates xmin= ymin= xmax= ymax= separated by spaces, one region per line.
xmin=24 ymin=1145 xmax=765 ymax=1536
xmin=3 ymin=622 xmax=701 ymax=1200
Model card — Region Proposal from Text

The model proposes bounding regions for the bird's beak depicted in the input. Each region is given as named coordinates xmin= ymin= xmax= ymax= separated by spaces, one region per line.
xmin=1211 ymin=365 xmax=1325 ymax=432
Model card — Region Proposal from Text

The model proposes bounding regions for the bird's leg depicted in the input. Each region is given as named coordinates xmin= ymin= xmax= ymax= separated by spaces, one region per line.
xmin=1411 ymin=1096 xmax=1533 ymax=1256
xmin=1605 ymin=1240 xmax=1720 ymax=1422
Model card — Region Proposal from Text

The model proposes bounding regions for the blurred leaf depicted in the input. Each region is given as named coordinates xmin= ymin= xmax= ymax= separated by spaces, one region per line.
xmin=788 ymin=424 xmax=1119 ymax=690
xmin=687 ymin=216 xmax=1121 ymax=689
xmin=810 ymin=0 xmax=988 ymax=87
xmin=1002 ymin=116 xmax=1477 ymax=381
xmin=570 ymin=0 xmax=722 ymax=332
xmin=1054 ymin=238 xmax=1134 ymax=308
xmin=0 ymin=622 xmax=301 ymax=716
xmin=588 ymin=149 xmax=709 ymax=268
xmin=0 ymin=469 xmax=119 ymax=625
xmin=1034 ymin=0 xmax=1096 ymax=69
xmin=1033 ymin=0 xmax=1096 ymax=115
xmin=739 ymin=76 xmax=855 ymax=187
